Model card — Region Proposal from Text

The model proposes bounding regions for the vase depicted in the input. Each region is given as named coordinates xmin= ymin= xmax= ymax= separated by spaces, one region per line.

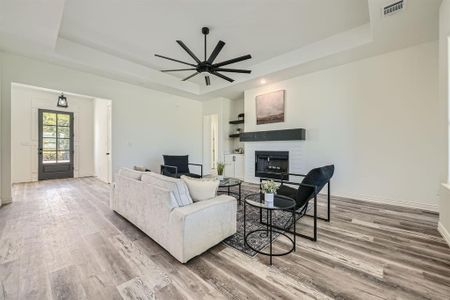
xmin=218 ymin=175 xmax=224 ymax=181
xmin=265 ymin=193 xmax=274 ymax=207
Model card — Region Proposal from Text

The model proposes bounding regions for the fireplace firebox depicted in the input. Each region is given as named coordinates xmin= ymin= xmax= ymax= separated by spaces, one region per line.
xmin=255 ymin=151 xmax=289 ymax=180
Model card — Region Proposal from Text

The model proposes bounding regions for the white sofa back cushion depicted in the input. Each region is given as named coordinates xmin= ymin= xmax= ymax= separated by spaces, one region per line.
xmin=181 ymin=176 xmax=220 ymax=202
xmin=141 ymin=173 xmax=193 ymax=207
xmin=118 ymin=168 xmax=145 ymax=181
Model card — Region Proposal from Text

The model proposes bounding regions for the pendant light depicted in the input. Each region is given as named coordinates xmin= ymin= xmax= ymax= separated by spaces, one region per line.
xmin=57 ymin=93 xmax=68 ymax=108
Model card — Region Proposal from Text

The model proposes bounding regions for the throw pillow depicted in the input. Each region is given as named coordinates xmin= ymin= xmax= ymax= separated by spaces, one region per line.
xmin=181 ymin=176 xmax=219 ymax=202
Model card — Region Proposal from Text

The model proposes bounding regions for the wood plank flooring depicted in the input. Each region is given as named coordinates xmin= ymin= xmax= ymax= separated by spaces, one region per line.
xmin=0 ymin=177 xmax=449 ymax=299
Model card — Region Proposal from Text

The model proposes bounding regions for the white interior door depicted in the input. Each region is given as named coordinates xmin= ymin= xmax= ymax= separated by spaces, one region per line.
xmin=94 ymin=99 xmax=112 ymax=184
xmin=203 ymin=115 xmax=212 ymax=175
xmin=203 ymin=114 xmax=219 ymax=175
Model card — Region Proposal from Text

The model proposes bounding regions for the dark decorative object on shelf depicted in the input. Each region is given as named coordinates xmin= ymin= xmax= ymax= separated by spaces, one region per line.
xmin=240 ymin=128 xmax=305 ymax=142
xmin=229 ymin=133 xmax=240 ymax=138
xmin=230 ymin=113 xmax=245 ymax=124
xmin=57 ymin=93 xmax=68 ymax=108
xmin=155 ymin=27 xmax=252 ymax=86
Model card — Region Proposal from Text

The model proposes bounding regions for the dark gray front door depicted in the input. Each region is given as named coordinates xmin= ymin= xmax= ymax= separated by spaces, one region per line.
xmin=38 ymin=109 xmax=74 ymax=180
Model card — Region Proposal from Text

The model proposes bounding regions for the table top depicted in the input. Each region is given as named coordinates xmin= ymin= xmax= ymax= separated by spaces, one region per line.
xmin=245 ymin=193 xmax=296 ymax=210
xmin=219 ymin=177 xmax=242 ymax=187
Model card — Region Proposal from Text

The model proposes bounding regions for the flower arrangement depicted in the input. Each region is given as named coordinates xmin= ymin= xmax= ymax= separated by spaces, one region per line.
xmin=217 ymin=162 xmax=225 ymax=176
xmin=261 ymin=180 xmax=279 ymax=194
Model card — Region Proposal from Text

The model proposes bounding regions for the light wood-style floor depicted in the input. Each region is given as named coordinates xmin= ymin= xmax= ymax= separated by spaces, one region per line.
xmin=1 ymin=178 xmax=449 ymax=299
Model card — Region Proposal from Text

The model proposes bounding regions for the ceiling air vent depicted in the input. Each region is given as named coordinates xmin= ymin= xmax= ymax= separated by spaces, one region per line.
xmin=383 ymin=0 xmax=405 ymax=17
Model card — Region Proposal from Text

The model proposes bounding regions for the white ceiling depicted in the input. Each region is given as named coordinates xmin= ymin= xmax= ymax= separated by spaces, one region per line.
xmin=0 ymin=0 xmax=442 ymax=100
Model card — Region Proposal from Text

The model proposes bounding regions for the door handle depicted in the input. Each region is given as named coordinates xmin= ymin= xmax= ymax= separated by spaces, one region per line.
xmin=106 ymin=153 xmax=110 ymax=155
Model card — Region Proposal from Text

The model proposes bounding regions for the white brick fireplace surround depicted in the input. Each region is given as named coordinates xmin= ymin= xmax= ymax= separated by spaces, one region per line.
xmin=244 ymin=141 xmax=305 ymax=183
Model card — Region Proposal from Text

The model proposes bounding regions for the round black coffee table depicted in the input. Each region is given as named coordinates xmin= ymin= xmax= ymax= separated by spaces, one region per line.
xmin=244 ymin=193 xmax=296 ymax=265
xmin=218 ymin=178 xmax=242 ymax=203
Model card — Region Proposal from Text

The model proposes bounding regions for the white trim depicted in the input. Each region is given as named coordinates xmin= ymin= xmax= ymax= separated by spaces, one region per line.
xmin=246 ymin=180 xmax=439 ymax=212
xmin=438 ymin=222 xmax=450 ymax=247
xmin=329 ymin=191 xmax=439 ymax=212
xmin=441 ymin=182 xmax=450 ymax=191
xmin=0 ymin=197 xmax=13 ymax=205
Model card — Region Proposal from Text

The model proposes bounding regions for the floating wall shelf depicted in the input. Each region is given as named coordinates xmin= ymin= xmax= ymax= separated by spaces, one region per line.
xmin=240 ymin=128 xmax=306 ymax=142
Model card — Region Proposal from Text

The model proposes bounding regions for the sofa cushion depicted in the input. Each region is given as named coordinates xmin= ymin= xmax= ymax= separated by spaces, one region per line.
xmin=118 ymin=168 xmax=145 ymax=181
xmin=141 ymin=172 xmax=192 ymax=207
xmin=181 ymin=176 xmax=219 ymax=202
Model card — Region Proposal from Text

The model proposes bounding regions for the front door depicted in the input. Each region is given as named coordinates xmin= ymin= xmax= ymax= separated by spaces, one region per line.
xmin=38 ymin=109 xmax=74 ymax=180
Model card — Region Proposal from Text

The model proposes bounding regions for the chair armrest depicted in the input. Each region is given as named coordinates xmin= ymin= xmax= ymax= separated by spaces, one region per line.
xmin=160 ymin=164 xmax=178 ymax=176
xmin=188 ymin=162 xmax=203 ymax=177
xmin=169 ymin=195 xmax=236 ymax=262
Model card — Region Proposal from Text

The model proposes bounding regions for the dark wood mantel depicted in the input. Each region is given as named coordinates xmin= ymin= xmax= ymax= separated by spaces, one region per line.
xmin=239 ymin=128 xmax=306 ymax=142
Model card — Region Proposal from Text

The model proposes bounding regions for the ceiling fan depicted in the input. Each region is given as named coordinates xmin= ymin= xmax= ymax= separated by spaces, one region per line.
xmin=155 ymin=27 xmax=252 ymax=86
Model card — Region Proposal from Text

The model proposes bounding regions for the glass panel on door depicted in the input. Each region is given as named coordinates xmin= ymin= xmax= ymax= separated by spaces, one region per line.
xmin=38 ymin=110 xmax=74 ymax=180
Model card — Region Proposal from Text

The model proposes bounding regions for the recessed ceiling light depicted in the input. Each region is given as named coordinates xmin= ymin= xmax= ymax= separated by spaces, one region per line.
xmin=260 ymin=79 xmax=266 ymax=84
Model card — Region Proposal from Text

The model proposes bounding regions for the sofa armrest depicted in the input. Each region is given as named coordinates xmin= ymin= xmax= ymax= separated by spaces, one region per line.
xmin=168 ymin=195 xmax=237 ymax=263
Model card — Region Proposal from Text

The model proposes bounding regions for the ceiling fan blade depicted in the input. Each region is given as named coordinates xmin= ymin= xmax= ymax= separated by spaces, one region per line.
xmin=212 ymin=71 xmax=234 ymax=83
xmin=182 ymin=72 xmax=200 ymax=81
xmin=155 ymin=54 xmax=197 ymax=67
xmin=213 ymin=54 xmax=252 ymax=68
xmin=161 ymin=68 xmax=197 ymax=72
xmin=176 ymin=40 xmax=201 ymax=64
xmin=205 ymin=76 xmax=211 ymax=86
xmin=214 ymin=68 xmax=251 ymax=74
xmin=207 ymin=40 xmax=225 ymax=64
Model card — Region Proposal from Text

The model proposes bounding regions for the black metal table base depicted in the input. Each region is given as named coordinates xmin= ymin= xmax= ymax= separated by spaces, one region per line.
xmin=244 ymin=196 xmax=296 ymax=265
xmin=218 ymin=182 xmax=242 ymax=203
xmin=245 ymin=229 xmax=295 ymax=259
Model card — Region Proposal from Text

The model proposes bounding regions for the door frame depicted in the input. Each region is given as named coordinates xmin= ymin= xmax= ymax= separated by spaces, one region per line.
xmin=38 ymin=109 xmax=74 ymax=180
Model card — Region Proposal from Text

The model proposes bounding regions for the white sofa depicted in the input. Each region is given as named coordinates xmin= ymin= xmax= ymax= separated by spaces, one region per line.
xmin=110 ymin=169 xmax=237 ymax=263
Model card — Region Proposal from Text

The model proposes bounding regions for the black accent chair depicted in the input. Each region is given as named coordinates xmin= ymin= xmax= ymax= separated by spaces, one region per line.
xmin=259 ymin=165 xmax=334 ymax=241
xmin=160 ymin=155 xmax=203 ymax=178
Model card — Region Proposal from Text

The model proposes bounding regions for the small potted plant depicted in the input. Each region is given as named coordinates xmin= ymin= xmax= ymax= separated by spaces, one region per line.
xmin=261 ymin=180 xmax=279 ymax=206
xmin=217 ymin=162 xmax=225 ymax=180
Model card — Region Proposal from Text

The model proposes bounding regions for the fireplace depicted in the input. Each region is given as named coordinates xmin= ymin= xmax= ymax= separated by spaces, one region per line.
xmin=255 ymin=151 xmax=289 ymax=180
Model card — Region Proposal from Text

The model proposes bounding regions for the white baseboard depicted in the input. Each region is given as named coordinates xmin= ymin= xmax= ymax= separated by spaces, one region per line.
xmin=331 ymin=192 xmax=439 ymax=212
xmin=438 ymin=222 xmax=450 ymax=247
xmin=243 ymin=180 xmax=438 ymax=212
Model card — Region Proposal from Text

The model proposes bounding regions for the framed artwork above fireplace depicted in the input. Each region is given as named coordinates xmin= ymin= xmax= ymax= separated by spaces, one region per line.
xmin=255 ymin=90 xmax=285 ymax=125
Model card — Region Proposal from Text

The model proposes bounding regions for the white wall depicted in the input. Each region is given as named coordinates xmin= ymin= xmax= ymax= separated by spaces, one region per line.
xmin=438 ymin=0 xmax=450 ymax=245
xmin=244 ymin=41 xmax=440 ymax=211
xmin=11 ymin=85 xmax=95 ymax=183
xmin=0 ymin=51 xmax=202 ymax=205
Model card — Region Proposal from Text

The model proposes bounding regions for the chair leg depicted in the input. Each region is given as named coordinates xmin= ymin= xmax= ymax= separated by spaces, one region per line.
xmin=260 ymin=210 xmax=317 ymax=241
xmin=327 ymin=181 xmax=331 ymax=222
xmin=304 ymin=181 xmax=331 ymax=222
xmin=313 ymin=194 xmax=317 ymax=241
